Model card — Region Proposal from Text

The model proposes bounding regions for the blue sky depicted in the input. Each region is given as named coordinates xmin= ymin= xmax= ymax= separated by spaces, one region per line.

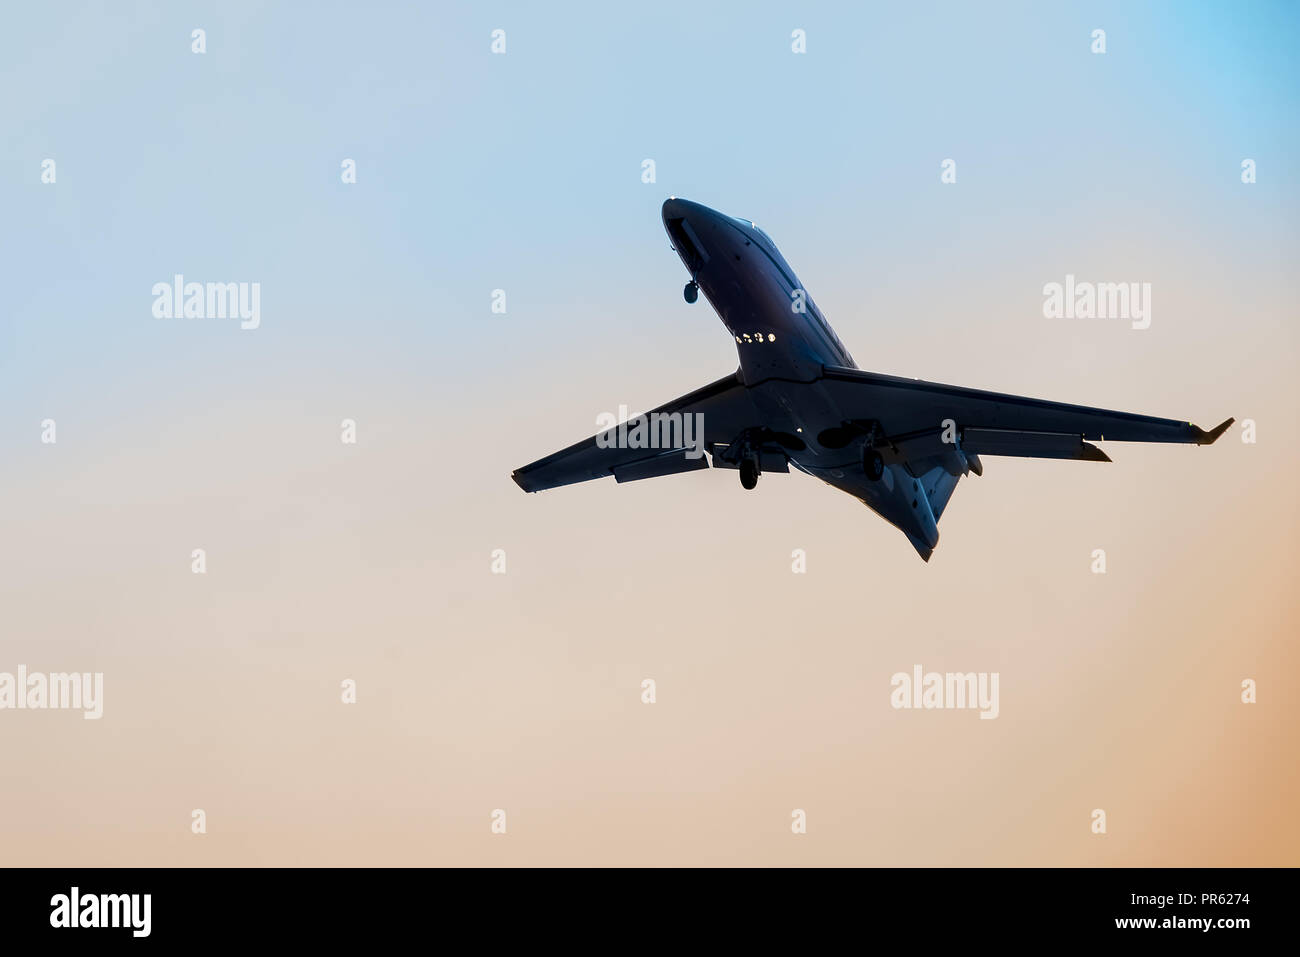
xmin=2 ymin=1 xmax=1296 ymax=452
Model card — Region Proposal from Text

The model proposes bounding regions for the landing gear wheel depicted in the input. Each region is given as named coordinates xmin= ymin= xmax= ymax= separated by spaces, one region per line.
xmin=684 ymin=281 xmax=699 ymax=304
xmin=863 ymin=448 xmax=885 ymax=481
xmin=739 ymin=459 xmax=759 ymax=490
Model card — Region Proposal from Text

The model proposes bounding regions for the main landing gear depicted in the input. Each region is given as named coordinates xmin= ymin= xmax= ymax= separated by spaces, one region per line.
xmin=863 ymin=447 xmax=885 ymax=481
xmin=683 ymin=280 xmax=699 ymax=304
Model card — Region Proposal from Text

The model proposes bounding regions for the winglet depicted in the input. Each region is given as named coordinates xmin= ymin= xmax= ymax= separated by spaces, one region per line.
xmin=1193 ymin=417 xmax=1234 ymax=446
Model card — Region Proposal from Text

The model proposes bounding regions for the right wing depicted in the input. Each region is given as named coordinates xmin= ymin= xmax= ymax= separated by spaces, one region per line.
xmin=512 ymin=371 xmax=759 ymax=492
xmin=818 ymin=365 xmax=1233 ymax=464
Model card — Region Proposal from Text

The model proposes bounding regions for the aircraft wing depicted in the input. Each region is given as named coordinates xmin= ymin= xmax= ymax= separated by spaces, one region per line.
xmin=512 ymin=371 xmax=758 ymax=492
xmin=819 ymin=366 xmax=1233 ymax=464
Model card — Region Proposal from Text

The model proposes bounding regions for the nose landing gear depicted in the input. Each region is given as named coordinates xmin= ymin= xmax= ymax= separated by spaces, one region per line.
xmin=739 ymin=458 xmax=759 ymax=490
xmin=683 ymin=280 xmax=699 ymax=304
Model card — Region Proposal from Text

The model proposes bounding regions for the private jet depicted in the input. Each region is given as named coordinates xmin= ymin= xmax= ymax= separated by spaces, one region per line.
xmin=512 ymin=198 xmax=1232 ymax=561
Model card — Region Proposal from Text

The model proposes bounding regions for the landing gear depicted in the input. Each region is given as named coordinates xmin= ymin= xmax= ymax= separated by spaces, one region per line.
xmin=863 ymin=448 xmax=885 ymax=481
xmin=683 ymin=280 xmax=699 ymax=304
xmin=739 ymin=458 xmax=759 ymax=490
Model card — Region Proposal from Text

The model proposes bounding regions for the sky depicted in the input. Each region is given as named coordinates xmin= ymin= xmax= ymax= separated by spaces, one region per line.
xmin=1 ymin=1 xmax=1297 ymax=865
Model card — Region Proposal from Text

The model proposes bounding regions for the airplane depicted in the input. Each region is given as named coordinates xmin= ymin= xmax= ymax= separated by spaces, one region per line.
xmin=511 ymin=197 xmax=1233 ymax=561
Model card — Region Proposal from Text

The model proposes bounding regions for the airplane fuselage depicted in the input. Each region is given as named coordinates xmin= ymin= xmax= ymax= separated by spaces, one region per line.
xmin=661 ymin=197 xmax=943 ymax=551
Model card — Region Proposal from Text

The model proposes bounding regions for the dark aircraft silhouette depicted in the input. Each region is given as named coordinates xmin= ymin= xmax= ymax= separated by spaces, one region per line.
xmin=512 ymin=198 xmax=1232 ymax=561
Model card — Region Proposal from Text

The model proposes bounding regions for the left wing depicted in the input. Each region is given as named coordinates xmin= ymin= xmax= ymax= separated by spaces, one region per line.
xmin=512 ymin=371 xmax=759 ymax=492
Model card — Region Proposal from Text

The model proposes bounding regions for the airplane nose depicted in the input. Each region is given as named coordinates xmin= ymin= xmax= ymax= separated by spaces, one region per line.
xmin=662 ymin=198 xmax=712 ymax=278
xmin=662 ymin=198 xmax=727 ymax=246
xmin=661 ymin=197 xmax=710 ymax=222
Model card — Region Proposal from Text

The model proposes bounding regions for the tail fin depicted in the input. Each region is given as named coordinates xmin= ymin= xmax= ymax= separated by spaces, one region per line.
xmin=916 ymin=460 xmax=968 ymax=523
xmin=905 ymin=531 xmax=935 ymax=563
xmin=904 ymin=453 xmax=982 ymax=561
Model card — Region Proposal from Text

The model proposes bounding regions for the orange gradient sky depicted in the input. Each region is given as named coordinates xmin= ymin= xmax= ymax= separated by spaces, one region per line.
xmin=1 ymin=1 xmax=1296 ymax=865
